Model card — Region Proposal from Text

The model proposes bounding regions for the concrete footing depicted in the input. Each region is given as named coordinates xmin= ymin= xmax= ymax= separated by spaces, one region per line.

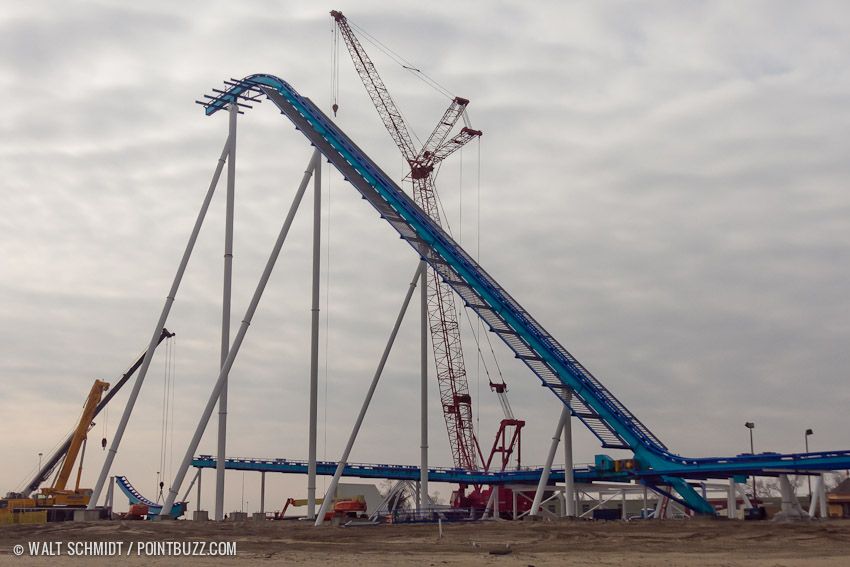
xmin=193 ymin=510 xmax=209 ymax=521
xmin=73 ymin=510 xmax=101 ymax=522
xmin=228 ymin=512 xmax=248 ymax=521
xmin=252 ymin=513 xmax=266 ymax=521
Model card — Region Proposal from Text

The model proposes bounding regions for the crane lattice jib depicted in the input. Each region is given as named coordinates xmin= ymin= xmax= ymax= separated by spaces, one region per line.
xmin=411 ymin=98 xmax=476 ymax=179
xmin=332 ymin=10 xmax=482 ymax=470
xmin=429 ymin=127 xmax=482 ymax=164
xmin=331 ymin=11 xmax=418 ymax=162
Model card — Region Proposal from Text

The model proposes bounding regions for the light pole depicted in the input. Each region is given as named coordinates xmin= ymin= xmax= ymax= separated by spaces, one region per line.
xmin=38 ymin=452 xmax=43 ymax=471
xmin=805 ymin=428 xmax=813 ymax=498
xmin=745 ymin=422 xmax=756 ymax=501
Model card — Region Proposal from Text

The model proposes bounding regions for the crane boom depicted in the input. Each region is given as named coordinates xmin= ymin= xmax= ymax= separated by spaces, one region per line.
xmin=23 ymin=328 xmax=174 ymax=496
xmin=52 ymin=380 xmax=109 ymax=492
xmin=331 ymin=10 xmax=418 ymax=162
xmin=332 ymin=10 xmax=488 ymax=470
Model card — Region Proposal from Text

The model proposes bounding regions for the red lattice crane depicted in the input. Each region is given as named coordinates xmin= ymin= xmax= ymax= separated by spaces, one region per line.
xmin=332 ymin=10 xmax=513 ymax=473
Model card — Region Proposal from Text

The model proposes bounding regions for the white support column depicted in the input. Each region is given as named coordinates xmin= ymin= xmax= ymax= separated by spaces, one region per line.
xmin=260 ymin=471 xmax=266 ymax=515
xmin=642 ymin=484 xmax=648 ymax=518
xmin=197 ymin=469 xmax=202 ymax=511
xmin=727 ymin=478 xmax=737 ymax=519
xmin=419 ymin=260 xmax=428 ymax=511
xmin=105 ymin=477 xmax=115 ymax=513
xmin=215 ymin=102 xmax=238 ymax=522
xmin=88 ymin=136 xmax=231 ymax=509
xmin=161 ymin=150 xmax=318 ymax=517
xmin=808 ymin=476 xmax=819 ymax=517
xmin=314 ymin=263 xmax=425 ymax=526
xmin=307 ymin=146 xmax=322 ymax=520
xmin=181 ymin=469 xmax=201 ymax=503
xmin=562 ymin=391 xmax=575 ymax=517
xmin=530 ymin=406 xmax=571 ymax=516
xmin=777 ymin=474 xmax=806 ymax=519
xmin=809 ymin=474 xmax=827 ymax=519
xmin=621 ymin=489 xmax=627 ymax=520
xmin=735 ymin=483 xmax=753 ymax=509
xmin=483 ymin=487 xmax=498 ymax=519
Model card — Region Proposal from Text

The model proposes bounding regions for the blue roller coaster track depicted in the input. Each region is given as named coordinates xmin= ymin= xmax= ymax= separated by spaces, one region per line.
xmin=197 ymin=74 xmax=850 ymax=514
xmin=114 ymin=476 xmax=187 ymax=519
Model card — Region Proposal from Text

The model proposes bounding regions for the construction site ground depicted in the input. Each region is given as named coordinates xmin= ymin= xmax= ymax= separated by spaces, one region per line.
xmin=1 ymin=517 xmax=848 ymax=566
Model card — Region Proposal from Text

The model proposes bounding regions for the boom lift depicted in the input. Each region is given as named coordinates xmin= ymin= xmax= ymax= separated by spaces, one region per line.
xmin=279 ymin=496 xmax=366 ymax=521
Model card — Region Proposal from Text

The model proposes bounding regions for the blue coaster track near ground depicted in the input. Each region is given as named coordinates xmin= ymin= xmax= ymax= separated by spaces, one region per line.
xmin=198 ymin=74 xmax=850 ymax=514
xmin=114 ymin=476 xmax=187 ymax=519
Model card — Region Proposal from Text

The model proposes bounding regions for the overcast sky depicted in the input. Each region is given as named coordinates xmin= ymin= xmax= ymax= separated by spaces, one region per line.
xmin=1 ymin=0 xmax=849 ymax=514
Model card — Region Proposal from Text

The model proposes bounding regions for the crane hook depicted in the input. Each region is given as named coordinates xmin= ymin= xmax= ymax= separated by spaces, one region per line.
xmin=101 ymin=437 xmax=107 ymax=450
xmin=332 ymin=103 xmax=339 ymax=117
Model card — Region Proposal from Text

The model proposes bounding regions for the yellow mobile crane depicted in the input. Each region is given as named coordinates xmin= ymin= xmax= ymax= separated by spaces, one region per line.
xmin=1 ymin=380 xmax=109 ymax=523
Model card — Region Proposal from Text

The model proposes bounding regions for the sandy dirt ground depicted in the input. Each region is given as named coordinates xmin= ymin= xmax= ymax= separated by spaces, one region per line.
xmin=0 ymin=518 xmax=848 ymax=566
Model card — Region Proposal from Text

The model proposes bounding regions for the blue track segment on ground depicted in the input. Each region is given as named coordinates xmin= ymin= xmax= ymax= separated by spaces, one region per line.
xmin=114 ymin=476 xmax=187 ymax=519
xmin=197 ymin=75 xmax=850 ymax=514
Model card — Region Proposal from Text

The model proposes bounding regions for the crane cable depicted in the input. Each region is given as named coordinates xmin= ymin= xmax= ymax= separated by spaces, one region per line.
xmin=331 ymin=18 xmax=340 ymax=116
xmin=100 ymin=405 xmax=108 ymax=450
xmin=430 ymin=155 xmax=506 ymax=388
xmin=473 ymin=136 xmax=506 ymax=383
xmin=157 ymin=336 xmax=176 ymax=503
xmin=347 ymin=17 xmax=454 ymax=100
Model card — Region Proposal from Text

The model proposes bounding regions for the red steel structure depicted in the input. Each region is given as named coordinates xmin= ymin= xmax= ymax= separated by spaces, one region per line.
xmin=331 ymin=10 xmax=492 ymax=472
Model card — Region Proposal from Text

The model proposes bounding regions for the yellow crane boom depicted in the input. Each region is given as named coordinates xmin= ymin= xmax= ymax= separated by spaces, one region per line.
xmin=46 ymin=380 xmax=109 ymax=494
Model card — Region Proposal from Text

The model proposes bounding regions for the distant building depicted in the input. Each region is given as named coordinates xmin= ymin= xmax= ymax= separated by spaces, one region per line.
xmin=827 ymin=477 xmax=850 ymax=518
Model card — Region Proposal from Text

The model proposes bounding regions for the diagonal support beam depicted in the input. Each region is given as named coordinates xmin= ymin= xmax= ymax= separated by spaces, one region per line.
xmin=315 ymin=262 xmax=425 ymax=526
xmin=161 ymin=149 xmax=319 ymax=516
xmin=530 ymin=406 xmax=570 ymax=516
xmin=88 ymin=136 xmax=231 ymax=509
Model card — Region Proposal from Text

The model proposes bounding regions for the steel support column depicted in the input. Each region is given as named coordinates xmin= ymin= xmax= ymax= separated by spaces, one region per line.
xmin=260 ymin=471 xmax=266 ymax=515
xmin=105 ymin=477 xmax=114 ymax=513
xmin=563 ymin=391 xmax=575 ymax=517
xmin=315 ymin=263 xmax=425 ymax=526
xmin=727 ymin=478 xmax=737 ymax=519
xmin=307 ymin=148 xmax=322 ymax=520
xmin=215 ymin=102 xmax=238 ymax=521
xmin=419 ymin=260 xmax=428 ymax=510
